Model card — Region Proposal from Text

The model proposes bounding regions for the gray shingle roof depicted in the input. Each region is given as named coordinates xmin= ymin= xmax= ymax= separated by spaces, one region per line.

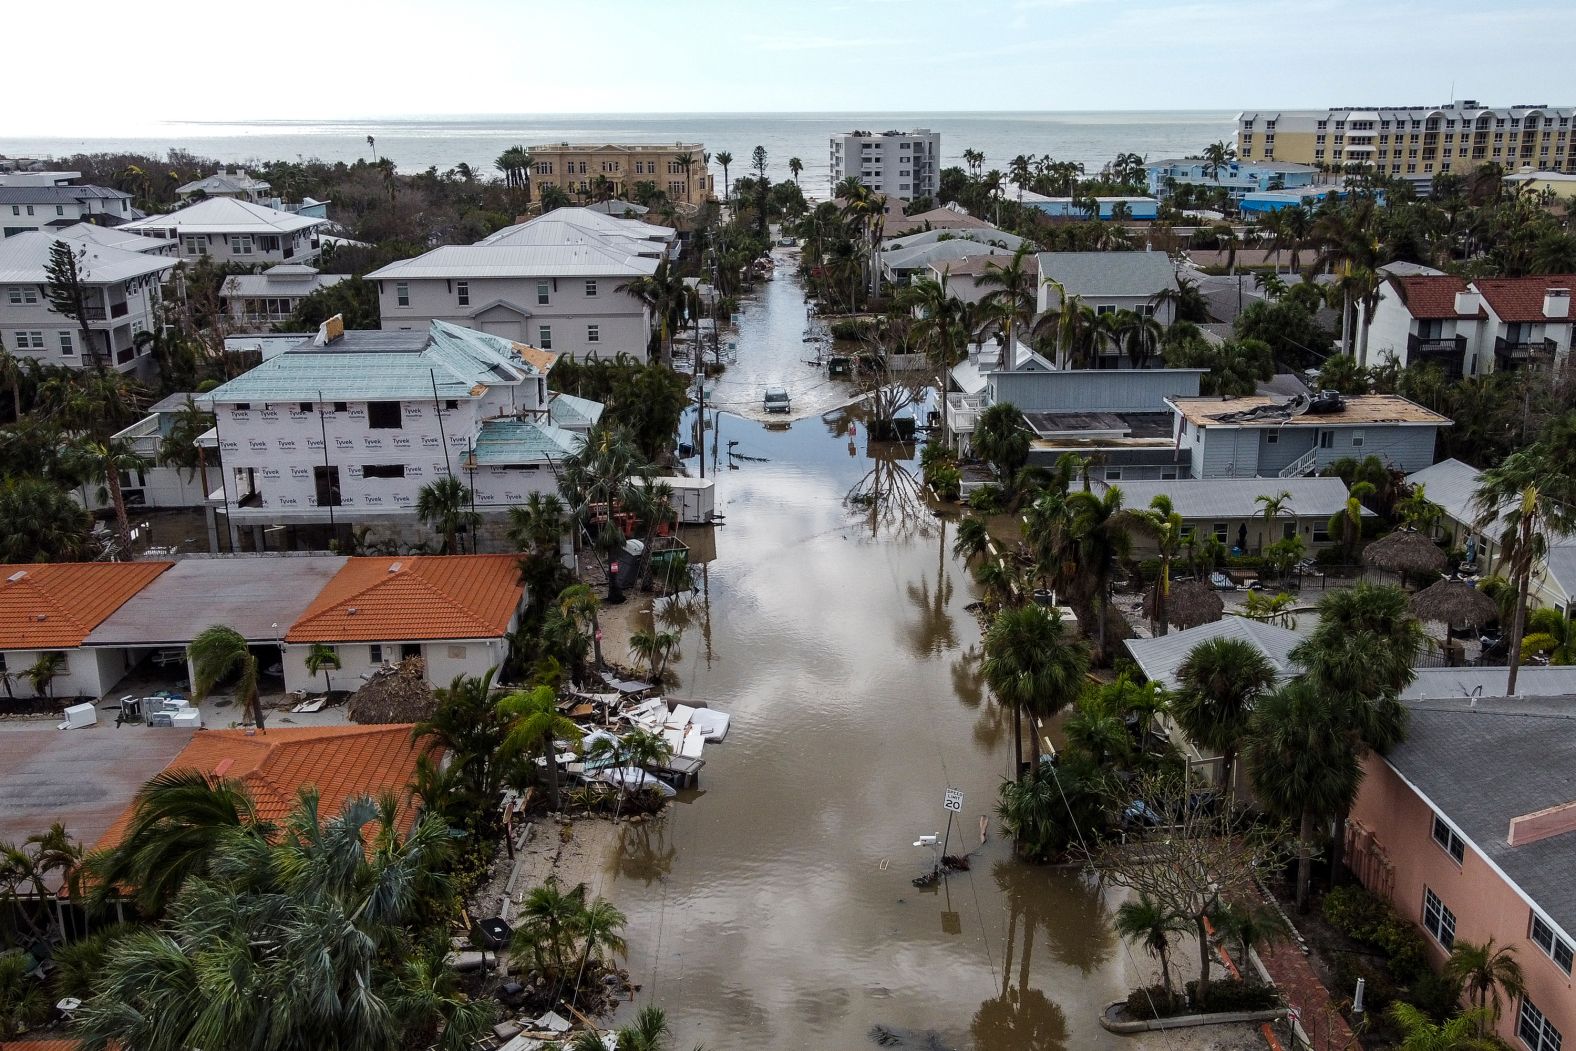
xmin=1092 ymin=476 xmax=1357 ymax=521
xmin=0 ymin=184 xmax=131 ymax=204
xmin=1038 ymin=251 xmax=1179 ymax=298
xmin=1386 ymin=693 xmax=1576 ymax=934
xmin=1124 ymin=617 xmax=1308 ymax=690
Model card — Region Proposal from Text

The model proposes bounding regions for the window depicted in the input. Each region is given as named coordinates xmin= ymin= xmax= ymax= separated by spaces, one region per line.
xmin=57 ymin=331 xmax=74 ymax=356
xmin=1432 ymin=814 xmax=1465 ymax=863
xmin=1422 ymin=888 xmax=1456 ymax=949
xmin=298 ymin=401 xmax=313 ymax=413
xmin=1351 ymin=429 xmax=1365 ymax=448
xmin=447 ymin=644 xmax=467 ymax=659
xmin=444 ymin=399 xmax=459 ymax=410
xmin=456 ymin=281 xmax=469 ymax=306
xmin=1105 ymin=468 xmax=1122 ymax=480
xmin=332 ymin=401 xmax=348 ymax=413
xmin=369 ymin=644 xmax=384 ymax=664
xmin=1530 ymin=914 xmax=1574 ymax=975
xmin=313 ymin=465 xmax=342 ymax=507
xmin=233 ymin=402 xmax=251 ymax=411
xmin=1213 ymin=523 xmax=1229 ymax=542
xmin=1266 ymin=431 xmax=1279 ymax=445
xmin=367 ymin=401 xmax=402 ymax=429
xmin=1160 ymin=470 xmax=1178 ymax=480
xmin=1318 ymin=430 xmax=1335 ymax=449
xmin=231 ymin=234 xmax=254 ymax=255
xmin=538 ymin=325 xmax=552 ymax=350
xmin=587 ymin=324 xmax=600 ymax=344
xmin=584 ymin=279 xmax=598 ymax=297
xmin=396 ymin=281 xmax=409 ymax=307
xmin=1095 ymin=304 xmax=1117 ymax=316
xmin=7 ymin=287 xmax=38 ymax=305
xmin=537 ymin=280 xmax=550 ymax=305
xmin=1518 ymin=998 xmax=1562 ymax=1051
xmin=13 ymin=331 xmax=45 ymax=350
xmin=362 ymin=464 xmax=405 ymax=479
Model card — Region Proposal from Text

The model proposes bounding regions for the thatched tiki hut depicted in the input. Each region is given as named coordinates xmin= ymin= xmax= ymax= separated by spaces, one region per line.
xmin=348 ymin=656 xmax=436 ymax=724
xmin=1145 ymin=579 xmax=1225 ymax=632
xmin=1363 ymin=529 xmax=1447 ymax=588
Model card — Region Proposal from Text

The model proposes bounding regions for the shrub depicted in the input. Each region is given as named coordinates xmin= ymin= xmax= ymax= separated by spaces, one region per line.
xmin=1407 ymin=970 xmax=1465 ymax=1021
xmin=968 ymin=483 xmax=1005 ymax=513
xmin=926 ymin=463 xmax=961 ymax=502
xmin=1323 ymin=884 xmax=1430 ymax=983
xmin=1185 ymin=977 xmax=1281 ymax=1013
xmin=1323 ymin=885 xmax=1389 ymax=941
xmin=1124 ymin=984 xmax=1179 ymax=1020
xmin=1333 ymin=954 xmax=1399 ymax=1015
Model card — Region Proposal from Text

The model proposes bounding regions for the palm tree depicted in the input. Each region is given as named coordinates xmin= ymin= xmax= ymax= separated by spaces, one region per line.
xmin=1247 ymin=682 xmax=1361 ymax=911
xmin=189 ymin=624 xmax=263 ymax=730
xmin=1202 ymin=141 xmax=1235 ymax=180
xmin=82 ymin=769 xmax=267 ymax=915
xmin=1134 ymin=494 xmax=1185 ymax=635
xmin=977 ymin=244 xmax=1040 ymax=351
xmin=514 ymin=877 xmax=584 ymax=976
xmin=589 ymin=726 xmax=673 ymax=822
xmin=1255 ymin=489 xmax=1293 ymax=551
xmin=557 ymin=582 xmax=604 ymax=669
xmin=1445 ymin=938 xmax=1525 ymax=1036
xmin=22 ymin=651 xmax=64 ymax=699
xmin=571 ymin=897 xmax=628 ymax=1005
xmin=83 ymin=435 xmax=150 ymax=557
xmin=1065 ymin=485 xmax=1132 ymax=659
xmin=1388 ymin=1003 xmax=1499 ymax=1050
xmin=158 ymin=396 xmax=215 ymax=500
xmin=416 ymin=476 xmax=478 ymax=554
xmin=1328 ymin=479 xmax=1374 ymax=563
xmin=0 ymin=477 xmax=94 ymax=563
xmin=896 ymin=274 xmax=964 ymax=448
xmin=629 ymin=628 xmax=679 ymax=680
xmin=619 ymin=259 xmax=698 ymax=362
xmin=304 ymin=642 xmax=340 ymax=695
xmin=715 ymin=150 xmax=733 ymax=202
xmin=499 ymin=684 xmax=582 ymax=811
xmin=1211 ymin=900 xmax=1290 ymax=965
xmin=788 ymin=156 xmax=803 ymax=184
xmin=953 ymin=514 xmax=991 ymax=564
xmin=0 ymin=345 xmax=24 ymax=420
xmin=615 ymin=1005 xmax=673 ymax=1051
xmin=1472 ymin=446 xmax=1576 ymax=696
xmin=1173 ymin=637 xmax=1277 ymax=798
xmin=1115 ymin=894 xmax=1189 ymax=1005
xmin=982 ymin=605 xmax=1090 ymax=774
xmin=1522 ymin=607 xmax=1576 ymax=664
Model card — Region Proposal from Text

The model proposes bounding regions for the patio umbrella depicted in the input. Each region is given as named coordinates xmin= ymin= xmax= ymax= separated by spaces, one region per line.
xmin=1147 ymin=578 xmax=1225 ymax=630
xmin=348 ymin=656 xmax=436 ymax=724
xmin=1411 ymin=577 xmax=1498 ymax=628
xmin=1363 ymin=529 xmax=1447 ymax=585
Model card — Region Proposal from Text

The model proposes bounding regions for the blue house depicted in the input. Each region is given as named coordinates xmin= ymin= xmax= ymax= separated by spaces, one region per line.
xmin=1238 ymin=185 xmax=1384 ymax=215
xmin=1014 ymin=188 xmax=1158 ymax=220
xmin=1146 ymin=159 xmax=1318 ymax=199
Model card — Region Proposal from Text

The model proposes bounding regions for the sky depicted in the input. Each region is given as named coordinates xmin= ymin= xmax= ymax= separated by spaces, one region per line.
xmin=8 ymin=0 xmax=1573 ymax=135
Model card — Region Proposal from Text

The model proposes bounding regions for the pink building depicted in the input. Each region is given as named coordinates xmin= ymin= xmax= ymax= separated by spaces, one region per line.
xmin=1347 ymin=682 xmax=1576 ymax=1051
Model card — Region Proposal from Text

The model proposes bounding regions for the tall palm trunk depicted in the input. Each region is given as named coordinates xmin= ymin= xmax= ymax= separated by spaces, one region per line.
xmin=1507 ymin=568 xmax=1531 ymax=696
xmin=1341 ymin=290 xmax=1353 ymax=357
xmin=545 ymin=740 xmax=562 ymax=811
xmin=105 ymin=461 xmax=132 ymax=556
xmin=1295 ymin=809 xmax=1314 ymax=912
xmin=1011 ymin=705 xmax=1024 ymax=774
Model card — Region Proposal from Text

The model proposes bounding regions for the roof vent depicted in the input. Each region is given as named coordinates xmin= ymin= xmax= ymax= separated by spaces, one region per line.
xmin=388 ymin=562 xmax=402 ymax=574
xmin=5 ymin=570 xmax=26 ymax=583
xmin=346 ymin=607 xmax=359 ymax=616
xmin=34 ymin=614 xmax=47 ymax=622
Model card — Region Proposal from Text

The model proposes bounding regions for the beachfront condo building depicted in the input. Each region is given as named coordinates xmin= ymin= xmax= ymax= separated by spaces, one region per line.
xmin=528 ymin=143 xmax=713 ymax=203
xmin=829 ymin=129 xmax=940 ymax=201
xmin=1235 ymin=99 xmax=1576 ymax=180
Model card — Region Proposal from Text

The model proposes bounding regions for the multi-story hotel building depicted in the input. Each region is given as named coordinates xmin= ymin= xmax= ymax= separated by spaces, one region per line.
xmin=528 ymin=143 xmax=713 ymax=203
xmin=1236 ymin=99 xmax=1576 ymax=181
xmin=829 ymin=129 xmax=940 ymax=201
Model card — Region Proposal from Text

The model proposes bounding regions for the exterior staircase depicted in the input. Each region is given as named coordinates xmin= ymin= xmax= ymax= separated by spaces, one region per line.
xmin=1278 ymin=447 xmax=1318 ymax=478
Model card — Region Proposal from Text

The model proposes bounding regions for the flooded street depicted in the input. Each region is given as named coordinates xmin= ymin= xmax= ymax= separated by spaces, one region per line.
xmin=597 ymin=259 xmax=1152 ymax=1050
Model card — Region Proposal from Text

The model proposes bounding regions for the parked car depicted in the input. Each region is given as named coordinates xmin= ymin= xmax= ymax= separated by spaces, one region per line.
xmin=763 ymin=387 xmax=791 ymax=414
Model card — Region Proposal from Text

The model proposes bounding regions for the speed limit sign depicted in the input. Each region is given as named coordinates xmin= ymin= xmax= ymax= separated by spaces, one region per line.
xmin=943 ymin=788 xmax=964 ymax=812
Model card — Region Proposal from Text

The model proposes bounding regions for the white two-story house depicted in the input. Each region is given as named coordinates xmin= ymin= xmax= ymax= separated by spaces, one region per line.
xmin=1 ymin=184 xmax=136 ymax=237
xmin=121 ymin=197 xmax=328 ymax=265
xmin=201 ymin=318 xmax=600 ymax=551
xmin=0 ymin=231 xmax=176 ymax=375
xmin=220 ymin=265 xmax=348 ymax=331
xmin=1361 ymin=273 xmax=1575 ymax=376
xmin=366 ymin=208 xmax=669 ymax=362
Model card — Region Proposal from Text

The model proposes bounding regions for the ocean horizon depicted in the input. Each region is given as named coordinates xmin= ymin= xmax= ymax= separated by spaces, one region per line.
xmin=1 ymin=110 xmax=1238 ymax=199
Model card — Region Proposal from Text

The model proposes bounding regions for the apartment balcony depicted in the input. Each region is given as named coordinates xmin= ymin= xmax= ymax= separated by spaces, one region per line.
xmin=1494 ymin=336 xmax=1557 ymax=369
xmin=946 ymin=392 xmax=988 ymax=436
xmin=1408 ymin=333 xmax=1469 ymax=378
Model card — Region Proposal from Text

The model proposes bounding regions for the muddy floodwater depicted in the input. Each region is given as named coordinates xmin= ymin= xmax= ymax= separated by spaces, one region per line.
xmin=592 ymin=258 xmax=1157 ymax=1050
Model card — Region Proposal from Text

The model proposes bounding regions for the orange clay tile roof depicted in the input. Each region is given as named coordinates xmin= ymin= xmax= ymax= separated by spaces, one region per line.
xmin=1475 ymin=274 xmax=1576 ymax=323
xmin=94 ymin=725 xmax=433 ymax=851
xmin=284 ymin=554 xmax=523 ymax=643
xmin=0 ymin=562 xmax=172 ymax=650
xmin=1391 ymin=275 xmax=1478 ymax=319
xmin=0 ymin=1041 xmax=96 ymax=1051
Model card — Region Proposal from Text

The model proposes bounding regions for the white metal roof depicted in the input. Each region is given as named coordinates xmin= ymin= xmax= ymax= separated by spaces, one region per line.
xmin=50 ymin=222 xmax=174 ymax=255
xmin=367 ymin=242 xmax=659 ymax=281
xmin=123 ymin=197 xmax=326 ymax=236
xmin=479 ymin=207 xmax=675 ymax=245
xmin=0 ymin=230 xmax=176 ymax=284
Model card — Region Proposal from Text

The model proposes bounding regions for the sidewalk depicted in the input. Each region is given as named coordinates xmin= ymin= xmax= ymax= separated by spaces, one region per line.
xmin=1254 ymin=940 xmax=1361 ymax=1051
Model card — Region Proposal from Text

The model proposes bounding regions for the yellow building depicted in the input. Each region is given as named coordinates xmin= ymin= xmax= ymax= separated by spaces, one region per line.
xmin=528 ymin=143 xmax=713 ymax=203
xmin=1505 ymin=170 xmax=1576 ymax=200
xmin=1235 ymin=99 xmax=1576 ymax=182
